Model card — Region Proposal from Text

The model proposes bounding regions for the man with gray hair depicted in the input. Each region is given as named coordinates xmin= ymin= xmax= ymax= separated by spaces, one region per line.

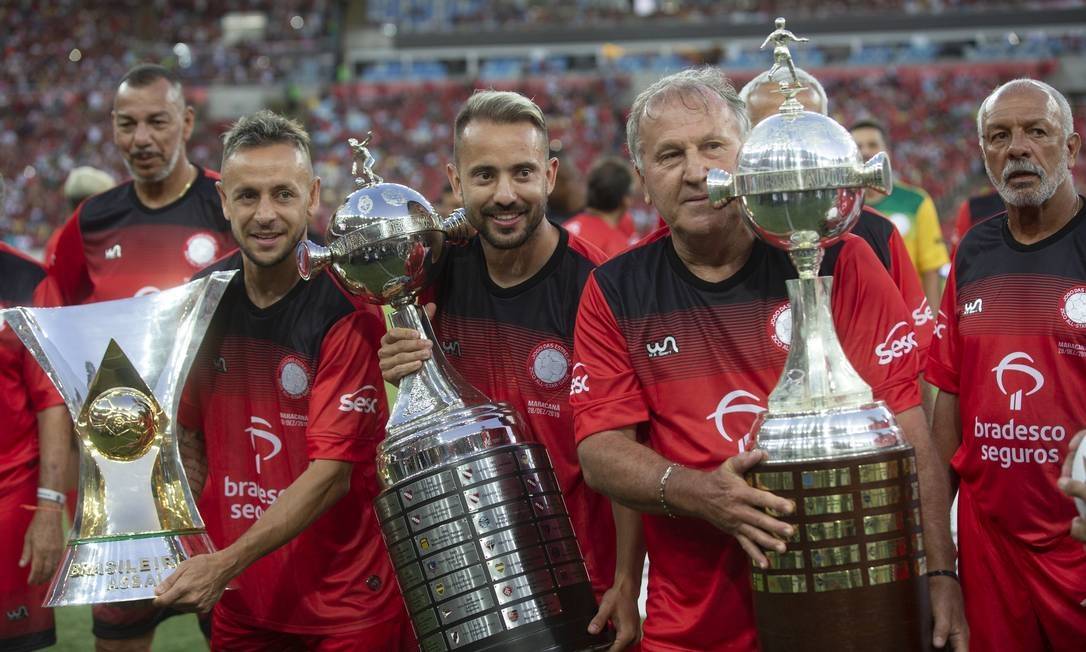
xmin=927 ymin=78 xmax=1086 ymax=650
xmin=572 ymin=66 xmax=965 ymax=650
xmin=152 ymin=110 xmax=413 ymax=650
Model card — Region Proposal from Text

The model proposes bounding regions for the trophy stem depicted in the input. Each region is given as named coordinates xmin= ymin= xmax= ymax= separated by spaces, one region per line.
xmin=386 ymin=303 xmax=488 ymax=439
xmin=768 ymin=276 xmax=872 ymax=413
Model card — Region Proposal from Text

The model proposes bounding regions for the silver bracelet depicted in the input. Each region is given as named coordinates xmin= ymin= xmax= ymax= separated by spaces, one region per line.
xmin=658 ymin=463 xmax=680 ymax=519
xmin=37 ymin=487 xmax=66 ymax=505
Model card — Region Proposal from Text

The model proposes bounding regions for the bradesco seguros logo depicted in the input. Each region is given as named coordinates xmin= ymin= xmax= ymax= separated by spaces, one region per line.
xmin=706 ymin=390 xmax=766 ymax=453
xmin=974 ymin=351 xmax=1065 ymax=469
xmin=991 ymin=351 xmax=1044 ymax=411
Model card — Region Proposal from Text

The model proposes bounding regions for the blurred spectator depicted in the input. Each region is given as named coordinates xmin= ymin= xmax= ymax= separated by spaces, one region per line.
xmin=62 ymin=166 xmax=115 ymax=210
xmin=565 ymin=156 xmax=637 ymax=258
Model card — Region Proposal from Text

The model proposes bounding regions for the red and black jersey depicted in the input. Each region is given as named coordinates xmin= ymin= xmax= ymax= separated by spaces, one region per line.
xmin=927 ymin=199 xmax=1086 ymax=549
xmin=427 ymin=225 xmax=617 ymax=596
xmin=572 ymin=231 xmax=920 ymax=650
xmin=48 ymin=166 xmax=235 ymax=304
xmin=853 ymin=206 xmax=935 ymax=353
xmin=179 ymin=252 xmax=405 ymax=635
xmin=951 ymin=189 xmax=1006 ymax=250
xmin=0 ymin=244 xmax=64 ymax=494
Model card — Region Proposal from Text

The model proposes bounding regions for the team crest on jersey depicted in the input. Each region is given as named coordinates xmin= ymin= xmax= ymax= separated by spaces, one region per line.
xmin=184 ymin=232 xmax=219 ymax=268
xmin=528 ymin=341 xmax=571 ymax=390
xmin=1060 ymin=287 xmax=1086 ymax=329
xmin=768 ymin=303 xmax=792 ymax=352
xmin=277 ymin=356 xmax=311 ymax=399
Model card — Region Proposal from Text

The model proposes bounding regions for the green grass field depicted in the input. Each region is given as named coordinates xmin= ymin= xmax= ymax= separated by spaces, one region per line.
xmin=51 ymin=606 xmax=207 ymax=651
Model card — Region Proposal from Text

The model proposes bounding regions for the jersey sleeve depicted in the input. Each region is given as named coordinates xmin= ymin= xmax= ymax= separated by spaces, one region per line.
xmin=831 ymin=237 xmax=921 ymax=414
xmin=914 ymin=194 xmax=949 ymax=274
xmin=924 ymin=262 xmax=960 ymax=394
xmin=570 ymin=272 xmax=649 ymax=443
xmin=951 ymin=199 xmax=971 ymax=250
xmin=886 ymin=227 xmax=934 ymax=353
xmin=22 ymin=275 xmax=65 ymax=412
xmin=305 ymin=308 xmax=389 ymax=462
xmin=47 ymin=209 xmax=92 ymax=305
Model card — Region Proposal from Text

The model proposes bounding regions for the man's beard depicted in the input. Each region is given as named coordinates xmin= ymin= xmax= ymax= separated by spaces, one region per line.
xmin=124 ymin=145 xmax=181 ymax=184
xmin=986 ymin=152 xmax=1068 ymax=208
xmin=473 ymin=202 xmax=546 ymax=250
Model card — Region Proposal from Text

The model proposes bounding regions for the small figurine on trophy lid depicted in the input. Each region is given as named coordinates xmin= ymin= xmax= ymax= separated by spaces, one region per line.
xmin=707 ymin=18 xmax=931 ymax=652
xmin=298 ymin=136 xmax=611 ymax=652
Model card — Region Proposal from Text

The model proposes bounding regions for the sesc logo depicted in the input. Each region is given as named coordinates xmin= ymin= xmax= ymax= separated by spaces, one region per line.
xmin=706 ymin=389 xmax=766 ymax=452
xmin=933 ymin=310 xmax=948 ymax=340
xmin=991 ymin=352 xmax=1044 ymax=411
xmin=912 ymin=298 xmax=934 ymax=327
xmin=339 ymin=385 xmax=379 ymax=413
xmin=875 ymin=321 xmax=918 ymax=366
xmin=245 ymin=416 xmax=282 ymax=474
xmin=569 ymin=363 xmax=589 ymax=396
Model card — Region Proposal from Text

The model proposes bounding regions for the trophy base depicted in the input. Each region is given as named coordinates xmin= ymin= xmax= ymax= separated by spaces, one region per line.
xmin=45 ymin=529 xmax=215 ymax=607
xmin=747 ymin=447 xmax=932 ymax=651
xmin=376 ymin=442 xmax=610 ymax=652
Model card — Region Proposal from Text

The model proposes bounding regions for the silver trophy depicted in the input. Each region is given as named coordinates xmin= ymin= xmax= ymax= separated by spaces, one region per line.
xmin=706 ymin=19 xmax=930 ymax=651
xmin=298 ymin=136 xmax=609 ymax=652
xmin=0 ymin=272 xmax=234 ymax=606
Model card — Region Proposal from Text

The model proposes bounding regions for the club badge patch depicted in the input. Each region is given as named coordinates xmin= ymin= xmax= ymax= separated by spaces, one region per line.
xmin=528 ymin=342 xmax=571 ymax=390
xmin=277 ymin=356 xmax=311 ymax=399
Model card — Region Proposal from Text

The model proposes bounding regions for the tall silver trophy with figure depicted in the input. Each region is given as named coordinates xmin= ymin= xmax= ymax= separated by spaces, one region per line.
xmin=298 ymin=136 xmax=610 ymax=652
xmin=0 ymin=272 xmax=234 ymax=606
xmin=706 ymin=19 xmax=931 ymax=651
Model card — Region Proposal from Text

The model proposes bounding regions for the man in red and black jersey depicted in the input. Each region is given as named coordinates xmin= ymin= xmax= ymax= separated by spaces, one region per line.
xmin=741 ymin=66 xmax=937 ymax=368
xmin=149 ymin=111 xmax=412 ymax=650
xmin=0 ymin=244 xmax=70 ymax=652
xmin=48 ymin=64 xmax=234 ymax=304
xmin=43 ymin=64 xmax=235 ymax=652
xmin=377 ymin=90 xmax=640 ymax=650
xmin=571 ymin=67 xmax=965 ymax=651
xmin=928 ymin=79 xmax=1086 ymax=650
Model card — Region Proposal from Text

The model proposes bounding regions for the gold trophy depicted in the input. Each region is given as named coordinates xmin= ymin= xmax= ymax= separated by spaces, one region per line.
xmin=1 ymin=272 xmax=233 ymax=606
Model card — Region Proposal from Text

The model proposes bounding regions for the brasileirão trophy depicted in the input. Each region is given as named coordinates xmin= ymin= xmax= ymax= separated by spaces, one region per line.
xmin=298 ymin=136 xmax=609 ymax=652
xmin=0 ymin=273 xmax=233 ymax=606
xmin=707 ymin=19 xmax=931 ymax=651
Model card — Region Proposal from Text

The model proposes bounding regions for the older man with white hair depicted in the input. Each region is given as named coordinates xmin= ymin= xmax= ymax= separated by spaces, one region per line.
xmin=927 ymin=78 xmax=1086 ymax=650
xmin=572 ymin=66 xmax=965 ymax=651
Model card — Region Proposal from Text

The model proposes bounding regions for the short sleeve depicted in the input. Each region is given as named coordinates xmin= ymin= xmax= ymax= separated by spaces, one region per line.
xmin=570 ymin=272 xmax=649 ymax=443
xmin=914 ymin=195 xmax=949 ymax=274
xmin=47 ymin=209 xmax=92 ymax=305
xmin=831 ymin=237 xmax=921 ymax=414
xmin=24 ymin=276 xmax=64 ymax=411
xmin=924 ymin=262 xmax=960 ymax=395
xmin=886 ymin=227 xmax=934 ymax=353
xmin=306 ymin=307 xmax=389 ymax=462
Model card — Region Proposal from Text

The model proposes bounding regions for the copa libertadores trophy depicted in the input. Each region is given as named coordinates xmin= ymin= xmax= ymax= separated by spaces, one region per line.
xmin=298 ymin=136 xmax=609 ymax=652
xmin=0 ymin=272 xmax=234 ymax=606
xmin=707 ymin=19 xmax=931 ymax=651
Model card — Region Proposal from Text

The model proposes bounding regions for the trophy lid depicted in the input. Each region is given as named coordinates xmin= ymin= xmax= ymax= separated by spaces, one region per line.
xmin=297 ymin=133 xmax=471 ymax=305
xmin=707 ymin=18 xmax=891 ymax=277
xmin=328 ymin=133 xmax=443 ymax=241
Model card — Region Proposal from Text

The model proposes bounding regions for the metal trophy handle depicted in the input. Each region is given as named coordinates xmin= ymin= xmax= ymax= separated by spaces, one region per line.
xmin=1 ymin=271 xmax=235 ymax=606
